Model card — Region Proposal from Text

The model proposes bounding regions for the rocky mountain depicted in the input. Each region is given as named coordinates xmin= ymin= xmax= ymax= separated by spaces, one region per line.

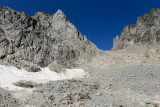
xmin=1 ymin=7 xmax=160 ymax=107
xmin=0 ymin=6 xmax=98 ymax=71
xmin=113 ymin=8 xmax=160 ymax=50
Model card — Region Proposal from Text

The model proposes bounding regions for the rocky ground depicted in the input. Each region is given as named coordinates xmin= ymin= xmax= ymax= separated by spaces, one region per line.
xmin=1 ymin=45 xmax=160 ymax=107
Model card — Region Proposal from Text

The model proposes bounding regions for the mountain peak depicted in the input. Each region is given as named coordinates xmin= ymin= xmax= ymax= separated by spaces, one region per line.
xmin=0 ymin=6 xmax=98 ymax=71
xmin=56 ymin=9 xmax=63 ymax=14
xmin=112 ymin=8 xmax=160 ymax=50
xmin=53 ymin=9 xmax=67 ymax=20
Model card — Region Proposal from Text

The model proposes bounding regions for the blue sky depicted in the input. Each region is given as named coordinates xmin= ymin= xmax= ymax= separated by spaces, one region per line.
xmin=0 ymin=0 xmax=160 ymax=50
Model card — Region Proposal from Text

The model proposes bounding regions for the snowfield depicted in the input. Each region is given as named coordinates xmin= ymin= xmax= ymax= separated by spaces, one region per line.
xmin=0 ymin=65 xmax=88 ymax=90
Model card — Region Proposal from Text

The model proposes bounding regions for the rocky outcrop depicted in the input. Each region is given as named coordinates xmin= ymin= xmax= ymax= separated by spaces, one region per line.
xmin=113 ymin=8 xmax=160 ymax=50
xmin=0 ymin=6 xmax=98 ymax=70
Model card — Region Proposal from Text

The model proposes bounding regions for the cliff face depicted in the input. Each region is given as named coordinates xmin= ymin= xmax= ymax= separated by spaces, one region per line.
xmin=0 ymin=6 xmax=98 ymax=71
xmin=113 ymin=8 xmax=160 ymax=50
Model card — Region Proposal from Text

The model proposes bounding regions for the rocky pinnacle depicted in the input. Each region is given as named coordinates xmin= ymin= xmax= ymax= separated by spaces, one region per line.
xmin=0 ymin=6 xmax=98 ymax=71
xmin=113 ymin=8 xmax=160 ymax=50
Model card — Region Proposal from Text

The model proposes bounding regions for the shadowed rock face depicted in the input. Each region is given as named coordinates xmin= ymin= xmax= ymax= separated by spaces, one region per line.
xmin=0 ymin=6 xmax=98 ymax=70
xmin=113 ymin=8 xmax=160 ymax=50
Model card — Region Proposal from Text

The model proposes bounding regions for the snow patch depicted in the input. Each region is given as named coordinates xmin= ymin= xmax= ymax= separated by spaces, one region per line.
xmin=0 ymin=65 xmax=88 ymax=91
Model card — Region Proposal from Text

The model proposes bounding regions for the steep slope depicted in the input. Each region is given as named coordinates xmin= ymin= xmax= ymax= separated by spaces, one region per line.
xmin=113 ymin=8 xmax=160 ymax=50
xmin=0 ymin=6 xmax=98 ymax=71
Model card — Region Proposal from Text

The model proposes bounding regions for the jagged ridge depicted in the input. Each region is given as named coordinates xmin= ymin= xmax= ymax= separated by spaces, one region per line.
xmin=0 ymin=6 xmax=98 ymax=71
xmin=113 ymin=8 xmax=160 ymax=50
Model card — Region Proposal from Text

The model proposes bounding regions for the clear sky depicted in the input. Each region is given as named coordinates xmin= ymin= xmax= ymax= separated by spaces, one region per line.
xmin=0 ymin=0 xmax=160 ymax=50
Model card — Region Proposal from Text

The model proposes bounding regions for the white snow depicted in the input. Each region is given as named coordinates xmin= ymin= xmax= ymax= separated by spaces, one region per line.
xmin=0 ymin=65 xmax=88 ymax=91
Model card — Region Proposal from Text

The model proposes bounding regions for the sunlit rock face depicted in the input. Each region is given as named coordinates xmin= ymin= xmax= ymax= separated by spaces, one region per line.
xmin=113 ymin=9 xmax=160 ymax=50
xmin=0 ymin=6 xmax=98 ymax=71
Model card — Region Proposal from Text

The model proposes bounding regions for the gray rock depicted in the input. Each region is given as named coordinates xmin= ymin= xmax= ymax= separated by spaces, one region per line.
xmin=49 ymin=61 xmax=65 ymax=73
xmin=0 ymin=88 xmax=23 ymax=107
xmin=24 ymin=80 xmax=100 ymax=106
xmin=0 ymin=6 xmax=99 ymax=70
xmin=113 ymin=8 xmax=160 ymax=50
